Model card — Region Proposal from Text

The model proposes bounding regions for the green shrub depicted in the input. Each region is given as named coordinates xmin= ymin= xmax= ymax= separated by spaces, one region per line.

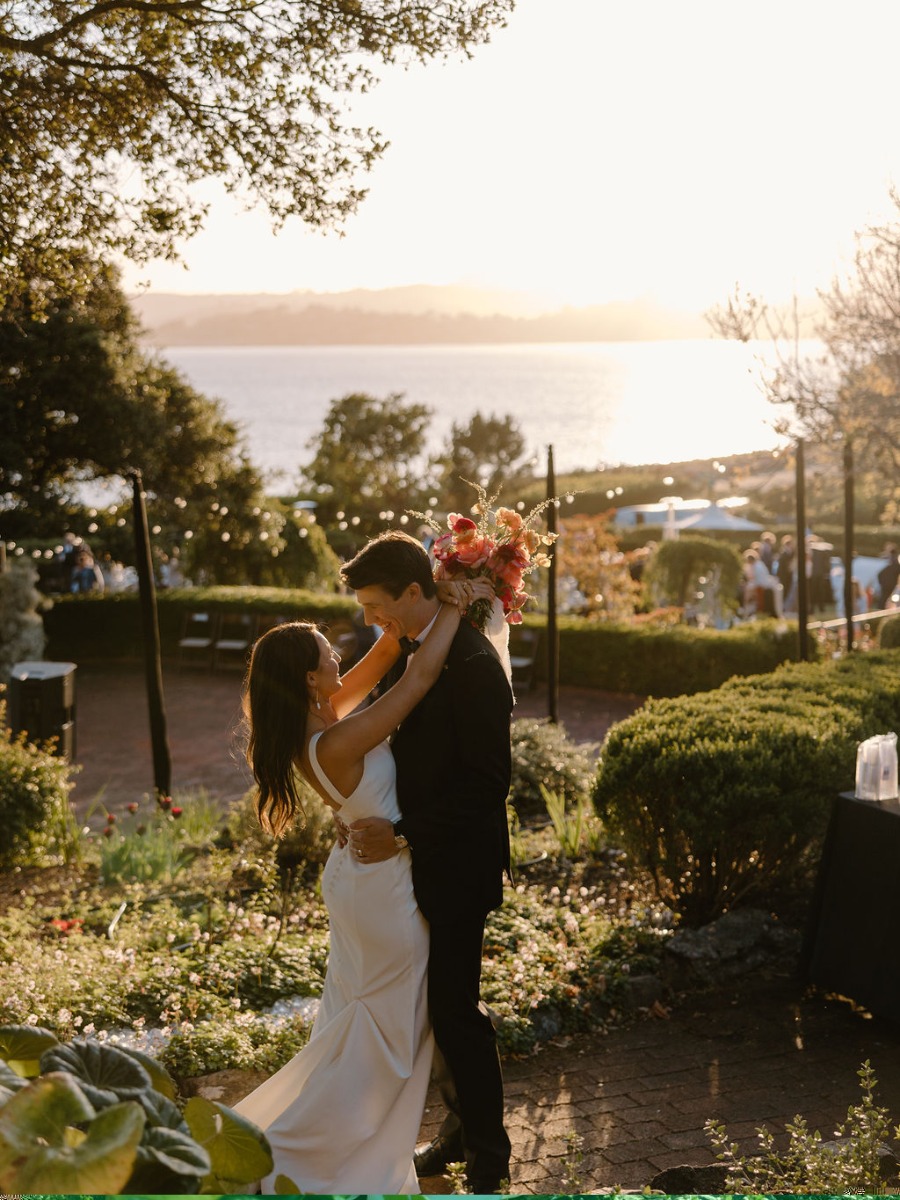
xmin=227 ymin=779 xmax=337 ymax=884
xmin=160 ymin=1012 xmax=312 ymax=1080
xmin=643 ymin=535 xmax=743 ymax=609
xmin=544 ymin=613 xmax=805 ymax=696
xmin=508 ymin=718 xmax=598 ymax=821
xmin=42 ymin=585 xmax=358 ymax=661
xmin=707 ymin=1061 xmax=899 ymax=1194
xmin=879 ymin=613 xmax=900 ymax=649
xmin=0 ymin=703 xmax=78 ymax=868
xmin=592 ymin=649 xmax=900 ymax=926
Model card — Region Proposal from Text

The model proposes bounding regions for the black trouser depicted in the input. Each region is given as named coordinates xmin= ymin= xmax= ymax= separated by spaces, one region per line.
xmin=426 ymin=911 xmax=510 ymax=1186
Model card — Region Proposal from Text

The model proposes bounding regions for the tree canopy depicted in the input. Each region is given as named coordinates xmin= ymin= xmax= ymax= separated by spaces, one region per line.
xmin=707 ymin=195 xmax=900 ymax=521
xmin=0 ymin=0 xmax=513 ymax=303
xmin=436 ymin=411 xmax=532 ymax=513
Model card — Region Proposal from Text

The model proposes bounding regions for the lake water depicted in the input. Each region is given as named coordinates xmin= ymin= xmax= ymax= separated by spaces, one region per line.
xmin=158 ymin=339 xmax=795 ymax=488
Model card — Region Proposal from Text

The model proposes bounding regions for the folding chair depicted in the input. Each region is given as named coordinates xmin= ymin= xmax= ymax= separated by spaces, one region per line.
xmin=212 ymin=612 xmax=256 ymax=670
xmin=177 ymin=611 xmax=218 ymax=670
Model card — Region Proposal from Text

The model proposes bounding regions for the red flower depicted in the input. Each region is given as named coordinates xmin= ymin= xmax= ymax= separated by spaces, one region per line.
xmin=103 ymin=825 xmax=114 ymax=838
xmin=171 ymin=806 xmax=183 ymax=818
xmin=106 ymin=813 xmax=116 ymax=824
xmin=50 ymin=918 xmax=83 ymax=936
xmin=158 ymin=795 xmax=172 ymax=810
xmin=450 ymin=515 xmax=477 ymax=534
xmin=127 ymin=802 xmax=139 ymax=814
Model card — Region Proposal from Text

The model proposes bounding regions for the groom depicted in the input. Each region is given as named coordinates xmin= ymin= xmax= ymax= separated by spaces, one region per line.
xmin=341 ymin=530 xmax=513 ymax=1194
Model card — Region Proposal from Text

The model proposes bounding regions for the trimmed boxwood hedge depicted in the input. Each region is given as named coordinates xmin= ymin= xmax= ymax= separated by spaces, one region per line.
xmin=592 ymin=649 xmax=900 ymax=926
xmin=533 ymin=613 xmax=805 ymax=696
xmin=42 ymin=587 xmax=358 ymax=662
xmin=44 ymin=589 xmax=806 ymax=697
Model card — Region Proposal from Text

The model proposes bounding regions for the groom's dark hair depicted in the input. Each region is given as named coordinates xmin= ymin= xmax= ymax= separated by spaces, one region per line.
xmin=341 ymin=530 xmax=437 ymax=599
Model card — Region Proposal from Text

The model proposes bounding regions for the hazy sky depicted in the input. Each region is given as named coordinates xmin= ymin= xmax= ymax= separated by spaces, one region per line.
xmin=123 ymin=0 xmax=900 ymax=312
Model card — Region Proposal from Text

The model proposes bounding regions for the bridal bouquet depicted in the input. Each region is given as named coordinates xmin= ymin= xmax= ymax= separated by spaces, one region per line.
xmin=418 ymin=482 xmax=558 ymax=631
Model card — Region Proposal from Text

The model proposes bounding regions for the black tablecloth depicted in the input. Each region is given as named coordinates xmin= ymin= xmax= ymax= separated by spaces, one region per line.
xmin=803 ymin=792 xmax=900 ymax=1021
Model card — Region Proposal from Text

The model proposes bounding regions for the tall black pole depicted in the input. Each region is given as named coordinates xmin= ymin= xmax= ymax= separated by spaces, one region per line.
xmin=795 ymin=438 xmax=809 ymax=662
xmin=843 ymin=439 xmax=855 ymax=653
xmin=131 ymin=471 xmax=172 ymax=797
xmin=546 ymin=445 xmax=559 ymax=724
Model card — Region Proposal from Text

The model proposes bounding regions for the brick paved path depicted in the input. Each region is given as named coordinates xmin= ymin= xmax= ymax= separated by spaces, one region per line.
xmin=418 ymin=975 xmax=900 ymax=1193
xmin=70 ymin=666 xmax=900 ymax=1194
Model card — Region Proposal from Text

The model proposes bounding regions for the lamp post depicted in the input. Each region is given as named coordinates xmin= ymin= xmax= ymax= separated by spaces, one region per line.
xmin=131 ymin=471 xmax=172 ymax=798
xmin=795 ymin=439 xmax=809 ymax=662
xmin=546 ymin=445 xmax=559 ymax=725
xmin=843 ymin=440 xmax=854 ymax=653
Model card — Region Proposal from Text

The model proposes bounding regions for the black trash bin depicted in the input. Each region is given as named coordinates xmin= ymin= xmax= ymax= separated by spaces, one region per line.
xmin=8 ymin=661 xmax=77 ymax=760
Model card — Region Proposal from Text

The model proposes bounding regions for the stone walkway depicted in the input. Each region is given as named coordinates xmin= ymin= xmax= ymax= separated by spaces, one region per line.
xmin=68 ymin=664 xmax=900 ymax=1193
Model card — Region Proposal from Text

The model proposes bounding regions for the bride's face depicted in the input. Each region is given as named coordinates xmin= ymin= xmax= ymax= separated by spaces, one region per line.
xmin=309 ymin=631 xmax=343 ymax=700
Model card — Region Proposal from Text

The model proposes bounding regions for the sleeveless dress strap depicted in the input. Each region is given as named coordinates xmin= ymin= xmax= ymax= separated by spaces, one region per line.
xmin=307 ymin=731 xmax=346 ymax=808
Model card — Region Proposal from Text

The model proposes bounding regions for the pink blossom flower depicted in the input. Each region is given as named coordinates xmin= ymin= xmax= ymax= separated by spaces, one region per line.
xmin=495 ymin=506 xmax=524 ymax=532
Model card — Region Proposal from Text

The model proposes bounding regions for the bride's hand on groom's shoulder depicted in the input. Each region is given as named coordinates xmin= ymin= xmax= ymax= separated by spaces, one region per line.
xmin=436 ymin=577 xmax=495 ymax=609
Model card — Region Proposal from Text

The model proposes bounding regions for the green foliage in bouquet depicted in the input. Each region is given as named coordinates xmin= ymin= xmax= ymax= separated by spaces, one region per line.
xmin=593 ymin=649 xmax=900 ymax=925
xmin=0 ymin=1025 xmax=277 ymax=1194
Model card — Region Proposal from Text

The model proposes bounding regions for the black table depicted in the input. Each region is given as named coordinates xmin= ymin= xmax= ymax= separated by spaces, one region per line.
xmin=803 ymin=791 xmax=900 ymax=1022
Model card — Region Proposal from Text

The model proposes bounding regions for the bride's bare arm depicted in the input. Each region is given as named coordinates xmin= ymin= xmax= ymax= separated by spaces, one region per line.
xmin=315 ymin=601 xmax=462 ymax=776
xmin=331 ymin=629 xmax=401 ymax=719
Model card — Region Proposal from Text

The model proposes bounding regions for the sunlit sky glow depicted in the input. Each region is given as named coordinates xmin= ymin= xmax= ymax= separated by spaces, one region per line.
xmin=123 ymin=0 xmax=900 ymax=313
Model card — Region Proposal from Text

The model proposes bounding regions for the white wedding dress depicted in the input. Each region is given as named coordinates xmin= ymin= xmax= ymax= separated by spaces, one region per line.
xmin=233 ymin=733 xmax=433 ymax=1194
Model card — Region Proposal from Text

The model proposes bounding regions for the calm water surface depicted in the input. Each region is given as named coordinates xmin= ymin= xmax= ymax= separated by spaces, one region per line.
xmin=158 ymin=340 xmax=794 ymax=488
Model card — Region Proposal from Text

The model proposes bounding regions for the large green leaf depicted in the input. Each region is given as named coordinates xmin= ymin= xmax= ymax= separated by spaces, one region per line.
xmin=0 ymin=1081 xmax=143 ymax=1193
xmin=0 ymin=1060 xmax=28 ymax=1104
xmin=124 ymin=1124 xmax=211 ymax=1192
xmin=117 ymin=1044 xmax=178 ymax=1100
xmin=136 ymin=1086 xmax=190 ymax=1133
xmin=0 ymin=1025 xmax=61 ymax=1077
xmin=184 ymin=1096 xmax=273 ymax=1185
xmin=41 ymin=1038 xmax=152 ymax=1109
xmin=274 ymin=1173 xmax=303 ymax=1193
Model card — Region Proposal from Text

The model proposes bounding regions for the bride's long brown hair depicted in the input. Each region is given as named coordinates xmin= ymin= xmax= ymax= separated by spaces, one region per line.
xmin=243 ymin=621 xmax=321 ymax=837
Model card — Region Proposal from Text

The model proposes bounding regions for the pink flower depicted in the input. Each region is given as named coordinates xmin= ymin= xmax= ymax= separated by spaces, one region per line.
xmin=171 ymin=806 xmax=183 ymax=818
xmin=454 ymin=535 xmax=490 ymax=568
xmin=496 ymin=506 xmax=524 ymax=532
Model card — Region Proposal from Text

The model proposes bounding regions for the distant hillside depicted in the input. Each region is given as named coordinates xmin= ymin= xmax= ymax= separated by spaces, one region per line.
xmin=131 ymin=286 xmax=711 ymax=346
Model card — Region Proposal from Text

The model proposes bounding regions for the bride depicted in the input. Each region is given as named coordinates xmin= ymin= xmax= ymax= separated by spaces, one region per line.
xmin=234 ymin=579 xmax=491 ymax=1193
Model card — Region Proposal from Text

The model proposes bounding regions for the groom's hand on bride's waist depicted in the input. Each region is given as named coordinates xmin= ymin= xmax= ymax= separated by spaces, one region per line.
xmin=348 ymin=816 xmax=400 ymax=863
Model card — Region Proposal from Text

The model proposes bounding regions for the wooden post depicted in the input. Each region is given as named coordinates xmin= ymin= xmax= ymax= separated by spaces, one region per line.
xmin=843 ymin=439 xmax=854 ymax=653
xmin=547 ymin=445 xmax=559 ymax=724
xmin=795 ymin=438 xmax=809 ymax=662
xmin=131 ymin=471 xmax=172 ymax=797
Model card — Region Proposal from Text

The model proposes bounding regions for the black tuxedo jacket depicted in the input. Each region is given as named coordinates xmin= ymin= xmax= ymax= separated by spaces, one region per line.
xmin=391 ymin=620 xmax=513 ymax=923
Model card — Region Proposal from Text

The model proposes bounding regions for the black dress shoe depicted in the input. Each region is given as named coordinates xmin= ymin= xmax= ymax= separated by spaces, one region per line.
xmin=466 ymin=1180 xmax=504 ymax=1195
xmin=413 ymin=1134 xmax=465 ymax=1175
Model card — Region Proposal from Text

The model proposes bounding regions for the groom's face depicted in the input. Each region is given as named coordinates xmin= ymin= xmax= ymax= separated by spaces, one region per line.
xmin=355 ymin=583 xmax=418 ymax=639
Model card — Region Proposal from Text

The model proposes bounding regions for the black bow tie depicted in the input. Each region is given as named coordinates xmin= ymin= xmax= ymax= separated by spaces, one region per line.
xmin=398 ymin=635 xmax=420 ymax=656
